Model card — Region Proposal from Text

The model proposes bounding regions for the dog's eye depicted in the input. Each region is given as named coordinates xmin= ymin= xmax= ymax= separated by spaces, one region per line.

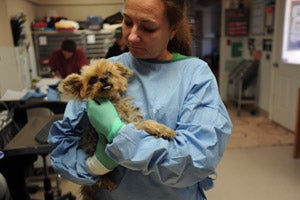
xmin=88 ymin=76 xmax=98 ymax=85
xmin=104 ymin=71 xmax=112 ymax=76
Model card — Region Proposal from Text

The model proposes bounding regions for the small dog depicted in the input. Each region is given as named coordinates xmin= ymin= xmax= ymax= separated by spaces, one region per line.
xmin=58 ymin=59 xmax=176 ymax=199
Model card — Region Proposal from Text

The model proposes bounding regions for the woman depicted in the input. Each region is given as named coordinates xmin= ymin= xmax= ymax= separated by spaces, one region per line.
xmin=48 ymin=39 xmax=89 ymax=78
xmin=105 ymin=27 xmax=129 ymax=58
xmin=48 ymin=0 xmax=232 ymax=199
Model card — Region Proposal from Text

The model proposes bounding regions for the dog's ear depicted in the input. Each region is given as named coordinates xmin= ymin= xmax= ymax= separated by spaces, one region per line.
xmin=114 ymin=62 xmax=133 ymax=78
xmin=58 ymin=74 xmax=84 ymax=100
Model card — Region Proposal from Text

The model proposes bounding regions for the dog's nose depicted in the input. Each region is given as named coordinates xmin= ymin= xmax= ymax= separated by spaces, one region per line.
xmin=100 ymin=77 xmax=108 ymax=83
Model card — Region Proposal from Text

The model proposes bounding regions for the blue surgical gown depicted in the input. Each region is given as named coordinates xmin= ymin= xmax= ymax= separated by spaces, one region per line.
xmin=48 ymin=52 xmax=232 ymax=200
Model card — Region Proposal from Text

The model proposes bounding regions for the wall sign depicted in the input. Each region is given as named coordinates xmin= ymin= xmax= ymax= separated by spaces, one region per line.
xmin=225 ymin=8 xmax=249 ymax=36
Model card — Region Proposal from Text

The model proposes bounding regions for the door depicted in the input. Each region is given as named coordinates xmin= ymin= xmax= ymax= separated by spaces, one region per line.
xmin=270 ymin=0 xmax=300 ymax=131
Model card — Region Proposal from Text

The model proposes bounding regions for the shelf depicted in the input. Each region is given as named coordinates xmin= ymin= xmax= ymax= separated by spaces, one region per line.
xmin=32 ymin=30 xmax=114 ymax=77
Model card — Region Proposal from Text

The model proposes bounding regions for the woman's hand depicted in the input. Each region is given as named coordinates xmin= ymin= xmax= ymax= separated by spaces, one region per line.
xmin=87 ymin=99 xmax=124 ymax=143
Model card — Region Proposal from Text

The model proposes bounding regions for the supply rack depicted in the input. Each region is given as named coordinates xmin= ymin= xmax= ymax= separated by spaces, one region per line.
xmin=227 ymin=59 xmax=259 ymax=116
xmin=32 ymin=30 xmax=114 ymax=77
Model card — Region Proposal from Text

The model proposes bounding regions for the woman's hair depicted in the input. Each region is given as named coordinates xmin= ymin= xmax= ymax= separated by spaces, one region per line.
xmin=163 ymin=0 xmax=192 ymax=56
xmin=61 ymin=39 xmax=77 ymax=53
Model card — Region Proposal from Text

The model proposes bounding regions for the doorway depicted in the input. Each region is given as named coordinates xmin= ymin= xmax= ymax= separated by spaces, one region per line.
xmin=188 ymin=0 xmax=221 ymax=83
xmin=270 ymin=0 xmax=300 ymax=131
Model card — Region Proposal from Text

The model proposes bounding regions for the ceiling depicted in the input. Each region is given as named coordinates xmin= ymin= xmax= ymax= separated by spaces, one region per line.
xmin=26 ymin=0 xmax=122 ymax=6
xmin=28 ymin=0 xmax=221 ymax=7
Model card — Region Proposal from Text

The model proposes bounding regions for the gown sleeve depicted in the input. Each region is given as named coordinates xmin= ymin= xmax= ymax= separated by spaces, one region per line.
xmin=48 ymin=100 xmax=99 ymax=185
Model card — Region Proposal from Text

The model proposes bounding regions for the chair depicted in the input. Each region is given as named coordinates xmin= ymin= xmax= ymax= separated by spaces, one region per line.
xmin=0 ymin=100 xmax=37 ymax=200
xmin=13 ymin=100 xmax=76 ymax=200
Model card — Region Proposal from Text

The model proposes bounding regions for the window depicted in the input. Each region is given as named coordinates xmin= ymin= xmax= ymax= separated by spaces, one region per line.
xmin=282 ymin=0 xmax=300 ymax=64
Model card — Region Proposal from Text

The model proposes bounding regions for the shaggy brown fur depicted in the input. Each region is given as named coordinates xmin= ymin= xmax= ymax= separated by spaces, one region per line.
xmin=58 ymin=59 xmax=176 ymax=199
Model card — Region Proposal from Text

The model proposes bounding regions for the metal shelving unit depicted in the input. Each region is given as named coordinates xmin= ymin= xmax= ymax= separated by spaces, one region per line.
xmin=227 ymin=59 xmax=259 ymax=116
xmin=32 ymin=30 xmax=114 ymax=77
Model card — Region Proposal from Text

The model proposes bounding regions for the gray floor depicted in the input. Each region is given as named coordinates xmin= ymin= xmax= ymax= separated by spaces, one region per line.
xmin=31 ymin=144 xmax=300 ymax=200
xmin=56 ymin=145 xmax=300 ymax=200
xmin=28 ymin=105 xmax=300 ymax=200
xmin=206 ymin=145 xmax=300 ymax=200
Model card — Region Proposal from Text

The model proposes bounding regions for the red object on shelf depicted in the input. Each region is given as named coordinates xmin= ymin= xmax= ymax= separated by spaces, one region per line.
xmin=40 ymin=58 xmax=49 ymax=65
xmin=34 ymin=22 xmax=48 ymax=28
xmin=55 ymin=28 xmax=77 ymax=32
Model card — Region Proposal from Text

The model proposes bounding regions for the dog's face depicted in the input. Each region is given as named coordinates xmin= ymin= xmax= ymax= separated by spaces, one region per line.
xmin=58 ymin=59 xmax=133 ymax=101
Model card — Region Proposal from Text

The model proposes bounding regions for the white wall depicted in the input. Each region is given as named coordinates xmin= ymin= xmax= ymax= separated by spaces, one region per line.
xmin=219 ymin=0 xmax=273 ymax=112
xmin=0 ymin=0 xmax=22 ymax=97
xmin=0 ymin=48 xmax=22 ymax=95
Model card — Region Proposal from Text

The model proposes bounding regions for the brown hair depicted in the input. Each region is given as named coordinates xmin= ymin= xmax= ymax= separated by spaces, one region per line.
xmin=61 ymin=39 xmax=77 ymax=53
xmin=163 ymin=0 xmax=192 ymax=56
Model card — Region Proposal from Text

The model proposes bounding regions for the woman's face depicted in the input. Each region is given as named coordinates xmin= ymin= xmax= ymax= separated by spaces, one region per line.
xmin=122 ymin=0 xmax=177 ymax=60
xmin=62 ymin=50 xmax=74 ymax=60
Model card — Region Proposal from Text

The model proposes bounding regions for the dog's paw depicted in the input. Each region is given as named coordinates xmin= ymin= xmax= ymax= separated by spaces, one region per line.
xmin=136 ymin=120 xmax=176 ymax=139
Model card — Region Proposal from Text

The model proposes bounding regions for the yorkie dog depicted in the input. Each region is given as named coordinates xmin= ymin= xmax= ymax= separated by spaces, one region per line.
xmin=58 ymin=59 xmax=176 ymax=199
